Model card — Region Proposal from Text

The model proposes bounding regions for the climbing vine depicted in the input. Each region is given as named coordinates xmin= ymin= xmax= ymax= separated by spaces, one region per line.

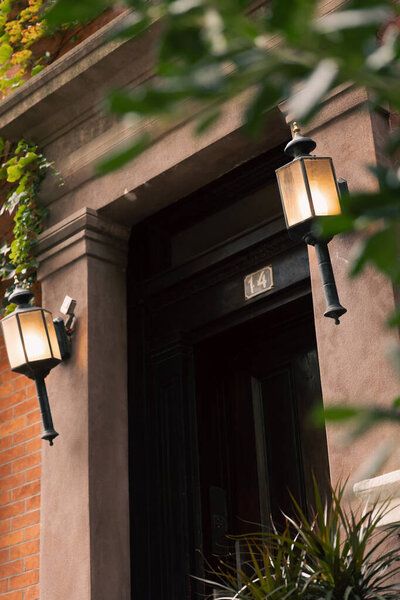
xmin=0 ymin=3 xmax=118 ymax=309
xmin=0 ymin=1 xmax=56 ymax=309
xmin=0 ymin=138 xmax=53 ymax=309
xmin=0 ymin=0 xmax=54 ymax=95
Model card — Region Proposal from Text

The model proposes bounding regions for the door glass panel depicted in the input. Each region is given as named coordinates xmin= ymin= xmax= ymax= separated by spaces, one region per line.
xmin=258 ymin=367 xmax=304 ymax=524
xmin=195 ymin=298 xmax=329 ymax=573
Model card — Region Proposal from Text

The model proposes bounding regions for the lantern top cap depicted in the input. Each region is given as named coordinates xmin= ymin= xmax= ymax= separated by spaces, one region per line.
xmin=8 ymin=287 xmax=34 ymax=309
xmin=284 ymin=122 xmax=317 ymax=158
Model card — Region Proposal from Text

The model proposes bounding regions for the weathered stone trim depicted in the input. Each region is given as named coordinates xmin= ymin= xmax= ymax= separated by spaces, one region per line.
xmin=37 ymin=207 xmax=130 ymax=279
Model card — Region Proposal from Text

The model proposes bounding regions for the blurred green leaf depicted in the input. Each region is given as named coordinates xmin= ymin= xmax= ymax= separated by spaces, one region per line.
xmin=31 ymin=64 xmax=45 ymax=76
xmin=312 ymin=405 xmax=360 ymax=426
xmin=244 ymin=82 xmax=282 ymax=136
xmin=45 ymin=0 xmax=113 ymax=26
xmin=111 ymin=14 xmax=150 ymax=40
xmin=160 ymin=21 xmax=208 ymax=64
xmin=269 ymin=0 xmax=317 ymax=41
xmin=96 ymin=134 xmax=150 ymax=174
xmin=351 ymin=223 xmax=400 ymax=283
xmin=108 ymin=87 xmax=185 ymax=115
xmin=316 ymin=214 xmax=356 ymax=237
xmin=385 ymin=129 xmax=400 ymax=156
xmin=195 ymin=109 xmax=221 ymax=134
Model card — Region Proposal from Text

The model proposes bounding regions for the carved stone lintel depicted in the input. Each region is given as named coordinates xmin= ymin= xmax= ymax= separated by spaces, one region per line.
xmin=37 ymin=206 xmax=130 ymax=280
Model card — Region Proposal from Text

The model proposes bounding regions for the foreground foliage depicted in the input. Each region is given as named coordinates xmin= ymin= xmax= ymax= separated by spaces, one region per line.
xmin=0 ymin=0 xmax=52 ymax=95
xmin=0 ymin=138 xmax=53 ymax=307
xmin=42 ymin=0 xmax=400 ymax=429
xmin=208 ymin=485 xmax=400 ymax=600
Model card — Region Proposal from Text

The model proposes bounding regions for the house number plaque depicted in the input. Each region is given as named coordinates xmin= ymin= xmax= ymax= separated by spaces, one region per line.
xmin=244 ymin=265 xmax=274 ymax=300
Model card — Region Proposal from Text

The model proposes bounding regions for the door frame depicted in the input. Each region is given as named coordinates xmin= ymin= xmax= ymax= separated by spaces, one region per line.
xmin=127 ymin=212 xmax=324 ymax=600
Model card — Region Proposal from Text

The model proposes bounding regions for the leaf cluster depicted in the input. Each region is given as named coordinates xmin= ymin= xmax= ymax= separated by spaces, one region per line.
xmin=0 ymin=137 xmax=52 ymax=310
xmin=42 ymin=0 xmax=400 ymax=173
xmin=208 ymin=484 xmax=400 ymax=600
xmin=0 ymin=0 xmax=55 ymax=95
xmin=33 ymin=0 xmax=400 ymax=316
xmin=39 ymin=0 xmax=400 ymax=430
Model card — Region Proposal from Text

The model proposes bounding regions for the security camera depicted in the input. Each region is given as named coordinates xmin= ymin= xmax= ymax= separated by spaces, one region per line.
xmin=60 ymin=296 xmax=77 ymax=331
xmin=60 ymin=296 xmax=76 ymax=316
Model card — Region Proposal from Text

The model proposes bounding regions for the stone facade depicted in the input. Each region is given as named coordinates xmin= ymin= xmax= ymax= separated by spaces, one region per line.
xmin=0 ymin=4 xmax=399 ymax=600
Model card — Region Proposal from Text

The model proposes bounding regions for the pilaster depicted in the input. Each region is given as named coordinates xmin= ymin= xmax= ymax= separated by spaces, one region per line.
xmin=297 ymin=90 xmax=400 ymax=486
xmin=36 ymin=207 xmax=130 ymax=600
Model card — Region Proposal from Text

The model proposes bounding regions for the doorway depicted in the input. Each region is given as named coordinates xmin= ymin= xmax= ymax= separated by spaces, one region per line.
xmin=127 ymin=146 xmax=330 ymax=600
xmin=195 ymin=296 xmax=329 ymax=566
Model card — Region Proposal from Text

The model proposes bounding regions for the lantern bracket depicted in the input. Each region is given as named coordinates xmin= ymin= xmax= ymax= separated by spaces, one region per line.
xmin=60 ymin=295 xmax=76 ymax=333
xmin=53 ymin=317 xmax=71 ymax=361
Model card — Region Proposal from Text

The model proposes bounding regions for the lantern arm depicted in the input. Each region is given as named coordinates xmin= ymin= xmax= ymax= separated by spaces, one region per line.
xmin=52 ymin=295 xmax=77 ymax=361
xmin=53 ymin=317 xmax=72 ymax=361
xmin=276 ymin=123 xmax=347 ymax=325
xmin=1 ymin=287 xmax=78 ymax=446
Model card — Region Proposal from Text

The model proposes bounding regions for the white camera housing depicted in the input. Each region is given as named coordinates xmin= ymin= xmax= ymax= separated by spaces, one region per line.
xmin=60 ymin=296 xmax=76 ymax=316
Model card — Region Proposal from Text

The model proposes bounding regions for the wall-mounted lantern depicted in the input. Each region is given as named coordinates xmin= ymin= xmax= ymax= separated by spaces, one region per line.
xmin=276 ymin=123 xmax=347 ymax=325
xmin=1 ymin=287 xmax=75 ymax=445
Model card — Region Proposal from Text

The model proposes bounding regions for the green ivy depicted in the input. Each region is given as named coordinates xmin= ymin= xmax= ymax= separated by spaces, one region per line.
xmin=0 ymin=0 xmax=54 ymax=96
xmin=0 ymin=137 xmax=54 ymax=310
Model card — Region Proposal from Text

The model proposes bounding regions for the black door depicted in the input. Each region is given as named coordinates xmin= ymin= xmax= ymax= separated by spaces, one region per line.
xmin=128 ymin=147 xmax=330 ymax=600
xmin=195 ymin=296 xmax=329 ymax=567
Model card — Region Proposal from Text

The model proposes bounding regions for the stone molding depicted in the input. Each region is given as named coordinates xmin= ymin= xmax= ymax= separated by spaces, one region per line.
xmin=353 ymin=470 xmax=400 ymax=528
xmin=37 ymin=206 xmax=130 ymax=280
xmin=281 ymin=85 xmax=371 ymax=135
xmin=0 ymin=12 xmax=134 ymax=137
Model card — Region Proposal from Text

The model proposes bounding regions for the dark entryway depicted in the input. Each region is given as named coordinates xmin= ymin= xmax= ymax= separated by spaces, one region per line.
xmin=195 ymin=297 xmax=329 ymax=568
xmin=127 ymin=146 xmax=330 ymax=600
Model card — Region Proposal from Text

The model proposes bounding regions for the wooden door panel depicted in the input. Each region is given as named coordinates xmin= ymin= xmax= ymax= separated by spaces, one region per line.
xmin=195 ymin=304 xmax=330 ymax=571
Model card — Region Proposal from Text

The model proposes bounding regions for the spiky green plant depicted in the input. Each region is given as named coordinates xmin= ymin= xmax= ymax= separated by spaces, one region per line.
xmin=203 ymin=484 xmax=400 ymax=600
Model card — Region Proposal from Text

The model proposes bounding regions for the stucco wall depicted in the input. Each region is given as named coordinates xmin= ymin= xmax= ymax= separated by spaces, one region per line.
xmin=0 ymin=3 xmax=399 ymax=599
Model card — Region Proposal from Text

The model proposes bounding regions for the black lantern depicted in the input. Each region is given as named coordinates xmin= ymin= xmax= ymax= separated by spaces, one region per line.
xmin=276 ymin=123 xmax=347 ymax=324
xmin=1 ymin=287 xmax=70 ymax=445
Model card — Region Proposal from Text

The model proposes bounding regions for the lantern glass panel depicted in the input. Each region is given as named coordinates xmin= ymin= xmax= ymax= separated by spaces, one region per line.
xmin=276 ymin=159 xmax=312 ymax=227
xmin=18 ymin=310 xmax=53 ymax=363
xmin=44 ymin=311 xmax=61 ymax=361
xmin=303 ymin=158 xmax=341 ymax=217
xmin=2 ymin=315 xmax=25 ymax=369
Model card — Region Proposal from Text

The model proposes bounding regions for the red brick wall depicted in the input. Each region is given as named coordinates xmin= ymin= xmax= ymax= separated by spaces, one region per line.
xmin=0 ymin=8 xmax=125 ymax=599
xmin=0 ymin=333 xmax=41 ymax=600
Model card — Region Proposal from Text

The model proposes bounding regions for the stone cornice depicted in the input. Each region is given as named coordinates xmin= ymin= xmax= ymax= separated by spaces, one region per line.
xmin=0 ymin=11 xmax=160 ymax=144
xmin=37 ymin=207 xmax=130 ymax=279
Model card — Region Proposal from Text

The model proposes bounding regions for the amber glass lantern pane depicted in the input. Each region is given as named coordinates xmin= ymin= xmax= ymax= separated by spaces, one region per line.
xmin=2 ymin=315 xmax=25 ymax=370
xmin=44 ymin=311 xmax=61 ymax=361
xmin=18 ymin=310 xmax=53 ymax=363
xmin=276 ymin=159 xmax=312 ymax=227
xmin=303 ymin=158 xmax=341 ymax=217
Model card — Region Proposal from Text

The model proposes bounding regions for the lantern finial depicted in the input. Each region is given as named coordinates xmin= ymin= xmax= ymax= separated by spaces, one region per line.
xmin=292 ymin=122 xmax=301 ymax=136
xmin=284 ymin=124 xmax=316 ymax=158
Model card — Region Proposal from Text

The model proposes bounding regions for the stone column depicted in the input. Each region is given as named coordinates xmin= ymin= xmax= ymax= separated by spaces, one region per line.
xmin=301 ymin=88 xmax=400 ymax=486
xmin=36 ymin=207 xmax=130 ymax=600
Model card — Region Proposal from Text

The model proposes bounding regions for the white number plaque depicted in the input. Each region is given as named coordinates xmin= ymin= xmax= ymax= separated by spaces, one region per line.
xmin=244 ymin=265 xmax=274 ymax=300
